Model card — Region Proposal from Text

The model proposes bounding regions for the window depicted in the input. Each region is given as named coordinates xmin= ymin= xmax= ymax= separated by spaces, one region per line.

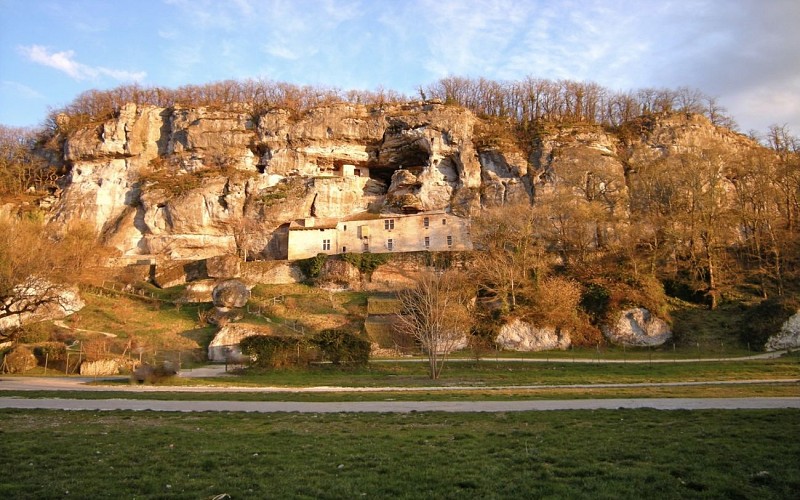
xmin=342 ymin=246 xmax=346 ymax=253
xmin=387 ymin=238 xmax=394 ymax=250
xmin=384 ymin=219 xmax=395 ymax=230
xmin=447 ymin=235 xmax=453 ymax=246
xmin=343 ymin=225 xmax=347 ymax=231
xmin=442 ymin=218 xmax=447 ymax=225
xmin=423 ymin=217 xmax=430 ymax=228
xmin=322 ymin=239 xmax=331 ymax=251
xmin=424 ymin=236 xmax=430 ymax=248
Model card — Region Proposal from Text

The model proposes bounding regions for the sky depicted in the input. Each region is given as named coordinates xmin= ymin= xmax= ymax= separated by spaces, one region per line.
xmin=1 ymin=0 xmax=798 ymax=136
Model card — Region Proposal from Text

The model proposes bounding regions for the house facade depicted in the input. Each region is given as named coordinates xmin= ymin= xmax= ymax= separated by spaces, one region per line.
xmin=286 ymin=211 xmax=472 ymax=260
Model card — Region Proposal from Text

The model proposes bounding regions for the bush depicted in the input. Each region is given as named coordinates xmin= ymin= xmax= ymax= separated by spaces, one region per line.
xmin=311 ymin=329 xmax=370 ymax=366
xmin=580 ymin=283 xmax=610 ymax=322
xmin=131 ymin=361 xmax=178 ymax=384
xmin=4 ymin=346 xmax=37 ymax=373
xmin=740 ymin=296 xmax=799 ymax=350
xmin=18 ymin=322 xmax=52 ymax=344
xmin=33 ymin=342 xmax=67 ymax=362
xmin=297 ymin=253 xmax=328 ymax=281
xmin=240 ymin=335 xmax=307 ymax=368
xmin=341 ymin=253 xmax=390 ymax=276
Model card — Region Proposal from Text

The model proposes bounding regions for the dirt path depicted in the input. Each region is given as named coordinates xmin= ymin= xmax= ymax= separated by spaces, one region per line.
xmin=1 ymin=397 xmax=798 ymax=412
xmin=53 ymin=320 xmax=117 ymax=338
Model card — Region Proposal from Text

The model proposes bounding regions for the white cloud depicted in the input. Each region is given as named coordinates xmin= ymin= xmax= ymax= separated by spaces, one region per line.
xmin=18 ymin=45 xmax=146 ymax=82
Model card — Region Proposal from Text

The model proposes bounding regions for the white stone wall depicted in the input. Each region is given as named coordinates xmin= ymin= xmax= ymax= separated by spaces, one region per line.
xmin=287 ymin=211 xmax=472 ymax=260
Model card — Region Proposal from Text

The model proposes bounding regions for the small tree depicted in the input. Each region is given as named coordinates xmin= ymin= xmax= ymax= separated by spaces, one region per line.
xmin=240 ymin=335 xmax=306 ymax=368
xmin=311 ymin=329 xmax=370 ymax=366
xmin=395 ymin=270 xmax=473 ymax=379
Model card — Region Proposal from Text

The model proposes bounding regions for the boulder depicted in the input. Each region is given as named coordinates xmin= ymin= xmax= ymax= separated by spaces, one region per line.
xmin=208 ymin=323 xmax=275 ymax=362
xmin=180 ymin=279 xmax=217 ymax=303
xmin=496 ymin=319 xmax=571 ymax=351
xmin=765 ymin=311 xmax=800 ymax=351
xmin=602 ymin=308 xmax=671 ymax=346
xmin=211 ymin=280 xmax=250 ymax=309
xmin=208 ymin=307 xmax=244 ymax=326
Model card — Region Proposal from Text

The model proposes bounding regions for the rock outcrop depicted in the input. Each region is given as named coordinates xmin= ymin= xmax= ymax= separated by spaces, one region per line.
xmin=765 ymin=311 xmax=800 ymax=351
xmin=47 ymin=101 xmax=760 ymax=263
xmin=602 ymin=308 xmax=671 ymax=347
xmin=496 ymin=319 xmax=571 ymax=351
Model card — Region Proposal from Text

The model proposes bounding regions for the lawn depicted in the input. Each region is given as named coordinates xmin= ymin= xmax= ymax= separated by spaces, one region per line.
xmin=1 ymin=382 xmax=798 ymax=402
xmin=1 ymin=409 xmax=797 ymax=498
xmin=159 ymin=353 xmax=800 ymax=388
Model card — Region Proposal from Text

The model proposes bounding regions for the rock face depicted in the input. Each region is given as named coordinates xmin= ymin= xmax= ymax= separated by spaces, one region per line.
xmin=206 ymin=254 xmax=242 ymax=279
xmin=208 ymin=323 xmax=273 ymax=362
xmin=317 ymin=259 xmax=361 ymax=289
xmin=602 ymin=308 xmax=671 ymax=346
xmin=49 ymin=101 xmax=760 ymax=262
xmin=765 ymin=311 xmax=800 ymax=351
xmin=496 ymin=319 xmax=571 ymax=351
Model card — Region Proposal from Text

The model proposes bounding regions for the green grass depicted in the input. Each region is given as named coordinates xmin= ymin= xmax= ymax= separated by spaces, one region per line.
xmin=66 ymin=293 xmax=210 ymax=340
xmin=208 ymin=354 xmax=800 ymax=387
xmin=1 ymin=409 xmax=798 ymax=498
xmin=2 ymin=382 xmax=798 ymax=402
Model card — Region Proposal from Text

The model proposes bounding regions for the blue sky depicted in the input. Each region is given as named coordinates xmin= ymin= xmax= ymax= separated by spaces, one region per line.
xmin=1 ymin=0 xmax=798 ymax=135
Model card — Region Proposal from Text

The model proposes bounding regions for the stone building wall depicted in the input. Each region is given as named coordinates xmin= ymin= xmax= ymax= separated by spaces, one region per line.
xmin=287 ymin=211 xmax=471 ymax=260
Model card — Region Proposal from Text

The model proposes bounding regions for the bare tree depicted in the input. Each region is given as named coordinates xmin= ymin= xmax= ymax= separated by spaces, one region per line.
xmin=395 ymin=270 xmax=473 ymax=379
xmin=0 ymin=217 xmax=97 ymax=343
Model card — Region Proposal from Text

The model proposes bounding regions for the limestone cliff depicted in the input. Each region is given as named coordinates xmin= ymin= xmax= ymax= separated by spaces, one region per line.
xmin=48 ymin=102 xmax=760 ymax=261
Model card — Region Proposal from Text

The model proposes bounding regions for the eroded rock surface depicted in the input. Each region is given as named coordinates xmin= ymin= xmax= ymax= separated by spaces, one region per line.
xmin=602 ymin=308 xmax=671 ymax=347
xmin=496 ymin=319 xmax=571 ymax=351
xmin=765 ymin=311 xmax=800 ymax=351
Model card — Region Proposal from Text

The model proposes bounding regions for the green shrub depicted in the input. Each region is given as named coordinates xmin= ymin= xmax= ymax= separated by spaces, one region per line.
xmin=4 ymin=345 xmax=37 ymax=373
xmin=33 ymin=342 xmax=66 ymax=361
xmin=297 ymin=253 xmax=328 ymax=280
xmin=580 ymin=283 xmax=610 ymax=322
xmin=18 ymin=322 xmax=52 ymax=343
xmin=240 ymin=335 xmax=307 ymax=368
xmin=740 ymin=296 xmax=799 ymax=350
xmin=311 ymin=329 xmax=370 ymax=366
xmin=341 ymin=253 xmax=390 ymax=276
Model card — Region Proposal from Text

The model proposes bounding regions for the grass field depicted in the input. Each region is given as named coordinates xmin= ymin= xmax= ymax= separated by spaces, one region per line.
xmin=1 ymin=409 xmax=798 ymax=499
xmin=2 ymin=382 xmax=798 ymax=402
xmin=151 ymin=353 xmax=800 ymax=388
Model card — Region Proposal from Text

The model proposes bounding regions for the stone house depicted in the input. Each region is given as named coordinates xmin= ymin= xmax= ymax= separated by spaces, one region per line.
xmin=286 ymin=210 xmax=472 ymax=260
